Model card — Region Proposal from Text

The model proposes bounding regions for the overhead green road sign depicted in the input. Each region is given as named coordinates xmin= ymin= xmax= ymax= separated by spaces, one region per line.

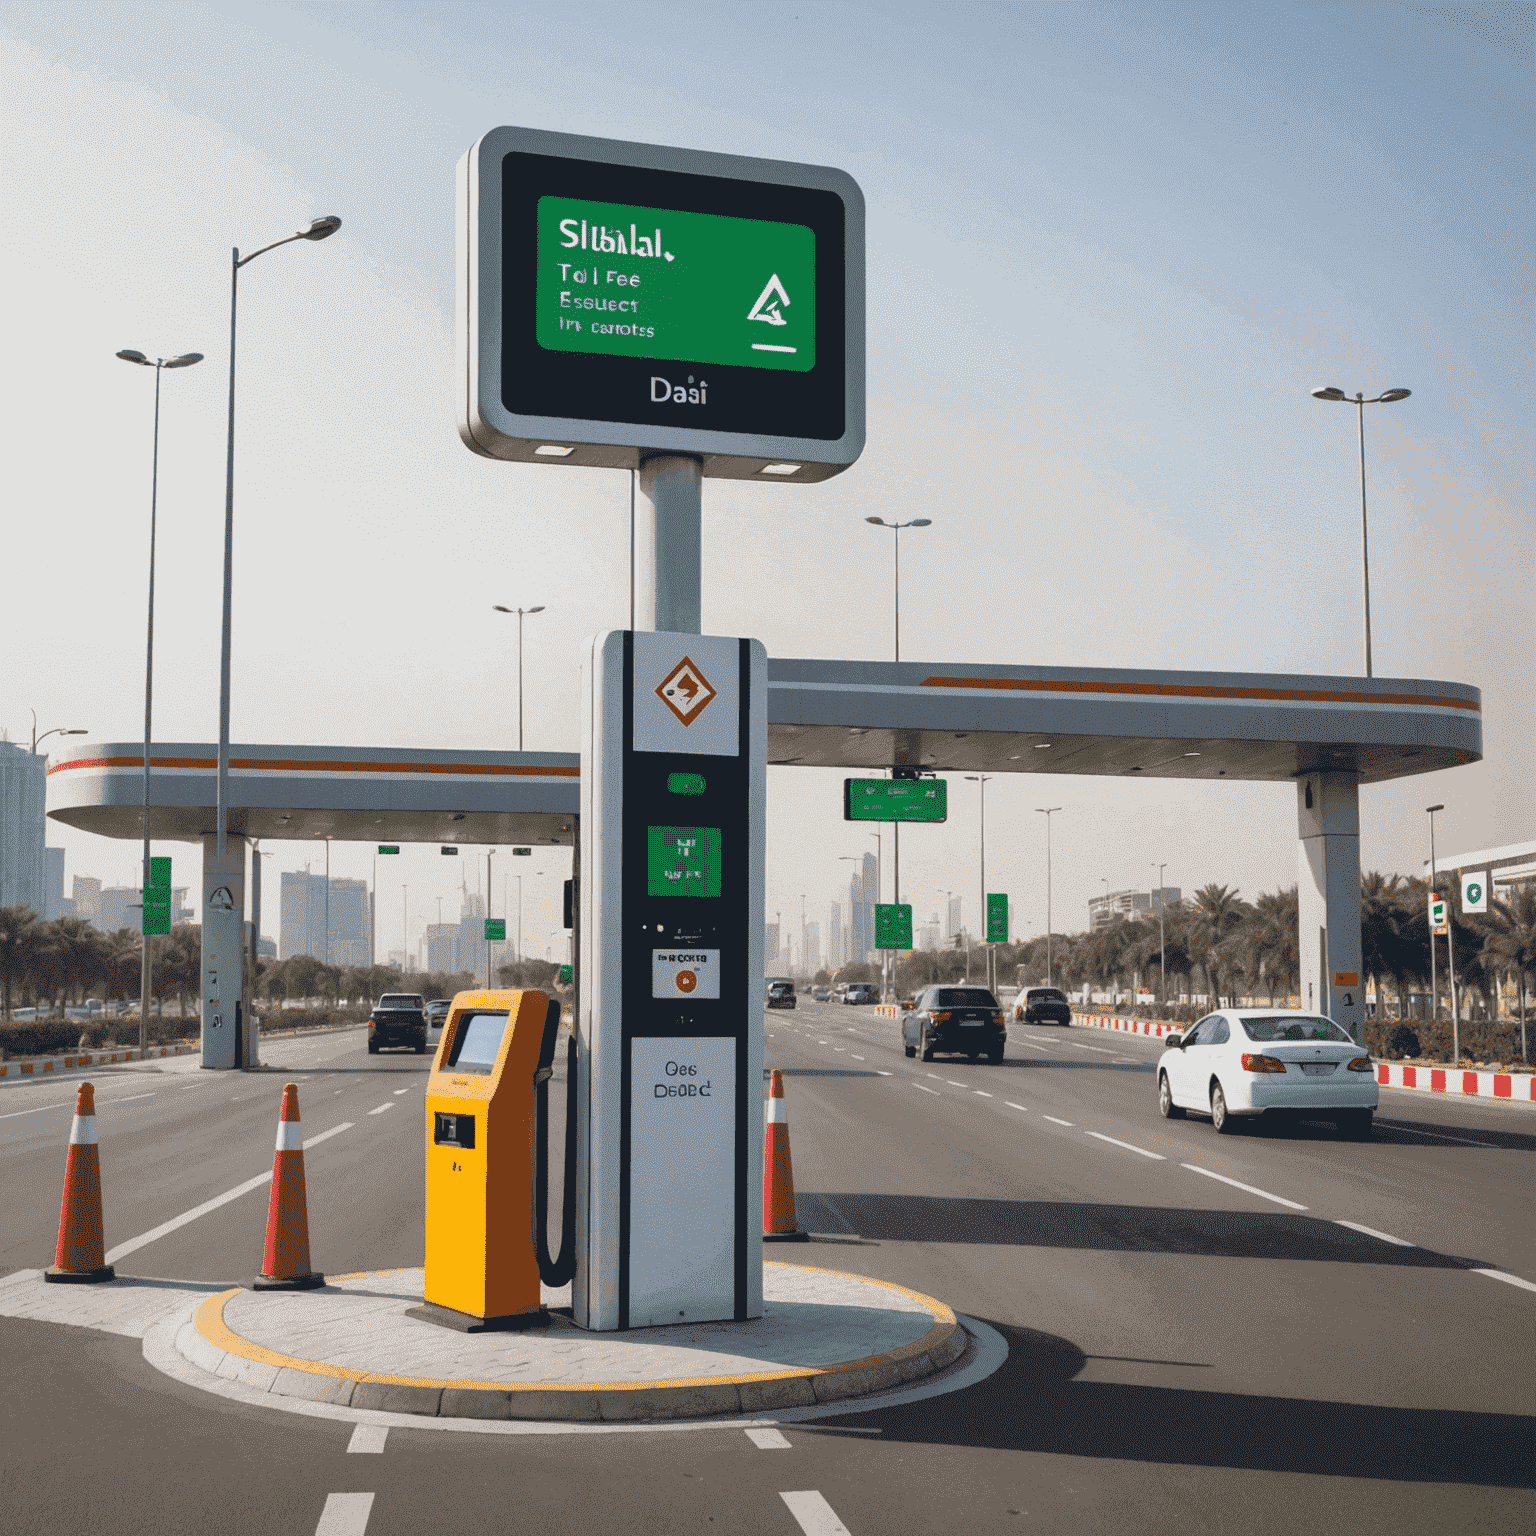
xmin=485 ymin=918 xmax=506 ymax=941
xmin=147 ymin=857 xmax=171 ymax=888
xmin=875 ymin=903 xmax=912 ymax=950
xmin=987 ymin=894 xmax=1008 ymax=944
xmin=844 ymin=778 xmax=946 ymax=823
xmin=538 ymin=198 xmax=815 ymax=373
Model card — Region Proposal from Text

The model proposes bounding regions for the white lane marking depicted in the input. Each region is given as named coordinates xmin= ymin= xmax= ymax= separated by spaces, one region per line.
xmin=102 ymin=1123 xmax=353 ymax=1265
xmin=818 ymin=1040 xmax=828 ymax=1045
xmin=974 ymin=1090 xmax=993 ymax=1098
xmin=1006 ymin=1102 xmax=1029 ymax=1112
xmin=834 ymin=1048 xmax=845 ymax=1053
xmin=926 ymin=1074 xmax=942 ymax=1080
xmin=1335 ymin=1220 xmax=1414 ymax=1246
xmin=914 ymin=1083 xmax=941 ymax=1095
xmin=1042 ymin=1115 xmax=1074 ymax=1126
xmin=392 ymin=1087 xmax=411 ymax=1096
xmin=945 ymin=1081 xmax=968 ymax=1088
xmin=1375 ymin=1118 xmax=1497 ymax=1148
xmin=875 ymin=1070 xmax=892 ymax=1076
xmin=851 ymin=1055 xmax=865 ymax=1061
xmin=780 ymin=1491 xmax=851 ymax=1535
xmin=745 ymin=1426 xmax=791 ymax=1449
xmin=334 ymin=1089 xmax=345 ymax=1095
xmin=367 ymin=1103 xmax=395 ymax=1116
xmin=1473 ymin=1268 xmax=1536 ymax=1294
xmin=1181 ymin=1163 xmax=1307 ymax=1210
xmin=315 ymin=1492 xmax=375 ymax=1536
xmin=0 ymin=1099 xmax=74 ymax=1121
xmin=106 ymin=1092 xmax=155 ymax=1105
xmin=347 ymin=1424 xmax=388 ymax=1453
xmin=1087 ymin=1131 xmax=1165 ymax=1160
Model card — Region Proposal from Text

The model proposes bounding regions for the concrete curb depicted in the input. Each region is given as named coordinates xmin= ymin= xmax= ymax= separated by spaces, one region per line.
xmin=1069 ymin=1013 xmax=1536 ymax=1104
xmin=0 ymin=1041 xmax=199 ymax=1078
xmin=182 ymin=1262 xmax=964 ymax=1423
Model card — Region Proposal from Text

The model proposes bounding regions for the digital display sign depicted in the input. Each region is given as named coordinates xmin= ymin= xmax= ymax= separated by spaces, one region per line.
xmin=458 ymin=126 xmax=864 ymax=480
xmin=647 ymin=825 xmax=722 ymax=898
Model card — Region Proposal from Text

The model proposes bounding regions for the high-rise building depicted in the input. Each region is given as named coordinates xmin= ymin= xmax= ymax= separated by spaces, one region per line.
xmin=764 ymin=922 xmax=780 ymax=967
xmin=0 ymin=741 xmax=46 ymax=914
xmin=828 ymin=901 xmax=843 ymax=972
xmin=71 ymin=876 xmax=103 ymax=930
xmin=101 ymin=886 xmax=142 ymax=933
xmin=425 ymin=922 xmax=460 ymax=974
xmin=847 ymin=852 xmax=877 ymax=963
xmin=280 ymin=871 xmax=369 ymax=962
xmin=44 ymin=848 xmax=66 ymax=919
xmin=1088 ymin=886 xmax=1181 ymax=932
xmin=804 ymin=921 xmax=821 ymax=976
xmin=946 ymin=894 xmax=963 ymax=944
xmin=456 ymin=887 xmax=487 ymax=981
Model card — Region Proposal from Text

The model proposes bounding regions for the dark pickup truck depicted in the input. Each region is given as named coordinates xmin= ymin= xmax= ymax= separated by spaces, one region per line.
xmin=368 ymin=993 xmax=427 ymax=1054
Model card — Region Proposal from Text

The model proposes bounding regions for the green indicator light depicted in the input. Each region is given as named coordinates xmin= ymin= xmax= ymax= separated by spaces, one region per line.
xmin=667 ymin=772 xmax=706 ymax=795
xmin=647 ymin=826 xmax=722 ymax=898
xmin=537 ymin=197 xmax=815 ymax=373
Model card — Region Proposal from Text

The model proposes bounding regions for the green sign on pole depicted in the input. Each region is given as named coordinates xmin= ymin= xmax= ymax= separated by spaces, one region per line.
xmin=142 ymin=858 xmax=172 ymax=936
xmin=843 ymin=779 xmax=947 ymax=823
xmin=875 ymin=903 xmax=913 ymax=950
xmin=987 ymin=894 xmax=1008 ymax=944
xmin=484 ymin=918 xmax=506 ymax=942
xmin=558 ymin=964 xmax=573 ymax=986
xmin=377 ymin=845 xmax=400 ymax=855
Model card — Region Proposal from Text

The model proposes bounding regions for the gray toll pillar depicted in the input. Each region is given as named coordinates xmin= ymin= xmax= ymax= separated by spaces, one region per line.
xmin=635 ymin=455 xmax=702 ymax=635
xmin=1296 ymin=772 xmax=1364 ymax=1042
xmin=200 ymin=834 xmax=247 ymax=1069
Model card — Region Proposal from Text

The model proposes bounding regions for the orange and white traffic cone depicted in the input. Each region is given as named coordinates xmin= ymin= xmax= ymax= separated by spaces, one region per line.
xmin=250 ymin=1083 xmax=324 ymax=1291
xmin=45 ymin=1082 xmax=115 ymax=1284
xmin=763 ymin=1068 xmax=809 ymax=1243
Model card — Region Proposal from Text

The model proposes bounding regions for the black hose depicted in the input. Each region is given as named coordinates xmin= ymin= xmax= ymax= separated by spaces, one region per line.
xmin=535 ymin=1031 xmax=577 ymax=1289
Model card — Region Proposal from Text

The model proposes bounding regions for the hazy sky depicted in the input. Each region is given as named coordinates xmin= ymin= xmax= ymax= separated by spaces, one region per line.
xmin=3 ymin=1 xmax=1531 ymax=962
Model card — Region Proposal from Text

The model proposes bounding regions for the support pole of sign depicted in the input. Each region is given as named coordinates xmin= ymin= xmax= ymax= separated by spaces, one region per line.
xmin=636 ymin=455 xmax=702 ymax=634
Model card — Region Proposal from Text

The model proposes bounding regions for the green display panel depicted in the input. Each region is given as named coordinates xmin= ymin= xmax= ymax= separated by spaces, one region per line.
xmin=537 ymin=197 xmax=815 ymax=373
xmin=667 ymin=772 xmax=706 ymax=796
xmin=484 ymin=918 xmax=506 ymax=941
xmin=377 ymin=845 xmax=400 ymax=855
xmin=987 ymin=893 xmax=1008 ymax=944
xmin=142 ymin=857 xmax=172 ymax=936
xmin=875 ymin=903 xmax=913 ymax=950
xmin=558 ymin=964 xmax=573 ymax=986
xmin=647 ymin=825 xmax=722 ymax=898
xmin=843 ymin=778 xmax=947 ymax=823
xmin=513 ymin=846 xmax=532 ymax=855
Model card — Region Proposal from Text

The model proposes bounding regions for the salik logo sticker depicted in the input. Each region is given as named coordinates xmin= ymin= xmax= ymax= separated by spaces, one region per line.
xmin=747 ymin=274 xmax=791 ymax=326
xmin=207 ymin=886 xmax=235 ymax=911
xmin=655 ymin=656 xmax=717 ymax=726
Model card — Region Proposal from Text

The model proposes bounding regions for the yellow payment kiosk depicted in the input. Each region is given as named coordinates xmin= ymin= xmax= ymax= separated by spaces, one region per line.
xmin=423 ymin=988 xmax=560 ymax=1328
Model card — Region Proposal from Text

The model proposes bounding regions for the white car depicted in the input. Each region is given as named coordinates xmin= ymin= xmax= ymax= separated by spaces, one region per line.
xmin=1156 ymin=1009 xmax=1378 ymax=1138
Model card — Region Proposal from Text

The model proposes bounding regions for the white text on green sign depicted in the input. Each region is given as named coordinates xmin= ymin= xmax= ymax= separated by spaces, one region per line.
xmin=844 ymin=779 xmax=947 ymax=823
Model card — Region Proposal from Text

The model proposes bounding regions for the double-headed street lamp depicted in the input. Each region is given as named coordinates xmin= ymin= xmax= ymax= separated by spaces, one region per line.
xmin=119 ymin=347 xmax=203 ymax=1054
xmin=964 ymin=775 xmax=993 ymax=991
xmin=1036 ymin=807 xmax=1061 ymax=985
xmin=1310 ymin=386 xmax=1411 ymax=678
xmin=492 ymin=604 xmax=546 ymax=750
xmin=216 ymin=215 xmax=341 ymax=867
xmin=1152 ymin=861 xmax=1168 ymax=1008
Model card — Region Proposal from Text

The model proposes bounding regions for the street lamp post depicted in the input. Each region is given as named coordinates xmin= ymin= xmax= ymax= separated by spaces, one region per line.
xmin=492 ymin=605 xmax=547 ymax=751
xmin=217 ymin=215 xmax=341 ymax=868
xmin=1152 ymin=861 xmax=1168 ymax=1009
xmin=1310 ymin=386 xmax=1412 ymax=678
xmin=965 ymin=775 xmax=992 ymax=992
xmin=1036 ymin=808 xmax=1061 ymax=986
xmin=1425 ymin=803 xmax=1460 ymax=1063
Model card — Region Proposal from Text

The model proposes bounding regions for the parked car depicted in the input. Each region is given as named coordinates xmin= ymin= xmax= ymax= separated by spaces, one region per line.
xmin=1156 ymin=1009 xmax=1378 ymax=1137
xmin=766 ymin=978 xmax=796 ymax=1010
xmin=368 ymin=993 xmax=427 ymax=1054
xmin=902 ymin=986 xmax=1006 ymax=1062
xmin=426 ymin=999 xmax=452 ymax=1052
xmin=811 ymin=986 xmax=831 ymax=1001
xmin=842 ymin=982 xmax=880 ymax=1005
xmin=1015 ymin=986 xmax=1072 ymax=1025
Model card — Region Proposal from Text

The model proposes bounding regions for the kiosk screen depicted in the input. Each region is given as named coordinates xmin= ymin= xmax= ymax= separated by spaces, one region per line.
xmin=447 ymin=1010 xmax=510 ymax=1074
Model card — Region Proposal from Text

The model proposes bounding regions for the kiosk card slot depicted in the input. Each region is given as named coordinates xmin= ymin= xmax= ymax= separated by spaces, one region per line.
xmin=433 ymin=1112 xmax=475 ymax=1149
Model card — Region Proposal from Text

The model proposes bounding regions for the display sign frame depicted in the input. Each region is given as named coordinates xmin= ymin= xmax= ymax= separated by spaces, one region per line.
xmin=458 ymin=126 xmax=865 ymax=481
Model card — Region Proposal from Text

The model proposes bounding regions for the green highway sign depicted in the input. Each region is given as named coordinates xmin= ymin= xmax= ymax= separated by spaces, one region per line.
xmin=142 ymin=858 xmax=172 ymax=935
xmin=875 ymin=903 xmax=913 ymax=950
xmin=558 ymin=964 xmax=573 ymax=986
xmin=844 ymin=778 xmax=947 ymax=823
xmin=377 ymin=845 xmax=400 ymax=855
xmin=147 ymin=857 xmax=171 ymax=888
xmin=987 ymin=893 xmax=1008 ymax=944
xmin=458 ymin=126 xmax=865 ymax=480
xmin=538 ymin=199 xmax=815 ymax=373
xmin=512 ymin=847 xmax=532 ymax=856
xmin=1429 ymin=896 xmax=1448 ymax=935
xmin=647 ymin=825 xmax=722 ymax=898
xmin=484 ymin=918 xmax=506 ymax=942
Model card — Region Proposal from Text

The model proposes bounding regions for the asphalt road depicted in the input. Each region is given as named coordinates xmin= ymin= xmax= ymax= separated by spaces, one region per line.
xmin=1 ymin=1007 xmax=1531 ymax=1536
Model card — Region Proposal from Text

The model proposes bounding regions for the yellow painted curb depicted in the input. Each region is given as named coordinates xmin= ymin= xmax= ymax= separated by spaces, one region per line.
xmin=191 ymin=1262 xmax=963 ymax=1419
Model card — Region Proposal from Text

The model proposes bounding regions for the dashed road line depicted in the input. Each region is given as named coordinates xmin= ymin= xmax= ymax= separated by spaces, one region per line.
xmin=367 ymin=1102 xmax=395 ymax=1116
xmin=875 ymin=1070 xmax=892 ymax=1077
xmin=315 ymin=1492 xmax=375 ymax=1536
xmin=1182 ymin=1163 xmax=1307 ymax=1210
xmin=347 ymin=1425 xmax=388 ymax=1453
xmin=1006 ymin=1102 xmax=1029 ymax=1112
xmin=392 ymin=1087 xmax=412 ymax=1096
xmin=914 ymin=1083 xmax=940 ymax=1095
xmin=974 ymin=1090 xmax=993 ymax=1098
xmin=780 ymin=1490 xmax=851 ymax=1535
xmin=1042 ymin=1115 xmax=1074 ymax=1127
xmin=746 ymin=1426 xmax=792 ymax=1449
xmin=945 ymin=1081 xmax=968 ymax=1088
xmin=1375 ymin=1118 xmax=1497 ymax=1148
xmin=851 ymin=1055 xmax=865 ymax=1061
xmin=1087 ymin=1131 xmax=1164 ymax=1160
xmin=1336 ymin=1220 xmax=1413 ymax=1246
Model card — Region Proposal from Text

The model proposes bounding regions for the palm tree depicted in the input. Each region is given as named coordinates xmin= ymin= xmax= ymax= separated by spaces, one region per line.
xmin=1192 ymin=884 xmax=1250 ymax=1007
xmin=1484 ymin=886 xmax=1536 ymax=1061
xmin=1242 ymin=887 xmax=1298 ymax=1005
xmin=0 ymin=906 xmax=39 ymax=1020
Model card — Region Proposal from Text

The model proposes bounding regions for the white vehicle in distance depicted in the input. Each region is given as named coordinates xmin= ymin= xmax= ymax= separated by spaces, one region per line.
xmin=1157 ymin=1009 xmax=1378 ymax=1139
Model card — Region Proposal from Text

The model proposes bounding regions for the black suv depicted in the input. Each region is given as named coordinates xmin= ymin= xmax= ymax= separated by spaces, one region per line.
xmin=903 ymin=986 xmax=1006 ymax=1062
xmin=766 ymin=980 xmax=796 ymax=1010
xmin=1015 ymin=987 xmax=1072 ymax=1026
xmin=368 ymin=993 xmax=427 ymax=1054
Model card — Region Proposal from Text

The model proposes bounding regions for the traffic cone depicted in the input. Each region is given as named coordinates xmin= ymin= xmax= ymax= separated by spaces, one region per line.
xmin=45 ymin=1082 xmax=115 ymax=1284
xmin=763 ymin=1068 xmax=809 ymax=1243
xmin=250 ymin=1083 xmax=324 ymax=1290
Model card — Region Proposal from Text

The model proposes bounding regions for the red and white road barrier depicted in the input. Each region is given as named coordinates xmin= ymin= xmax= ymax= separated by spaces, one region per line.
xmin=0 ymin=1041 xmax=198 ymax=1078
xmin=1069 ymin=1013 xmax=1535 ymax=1103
